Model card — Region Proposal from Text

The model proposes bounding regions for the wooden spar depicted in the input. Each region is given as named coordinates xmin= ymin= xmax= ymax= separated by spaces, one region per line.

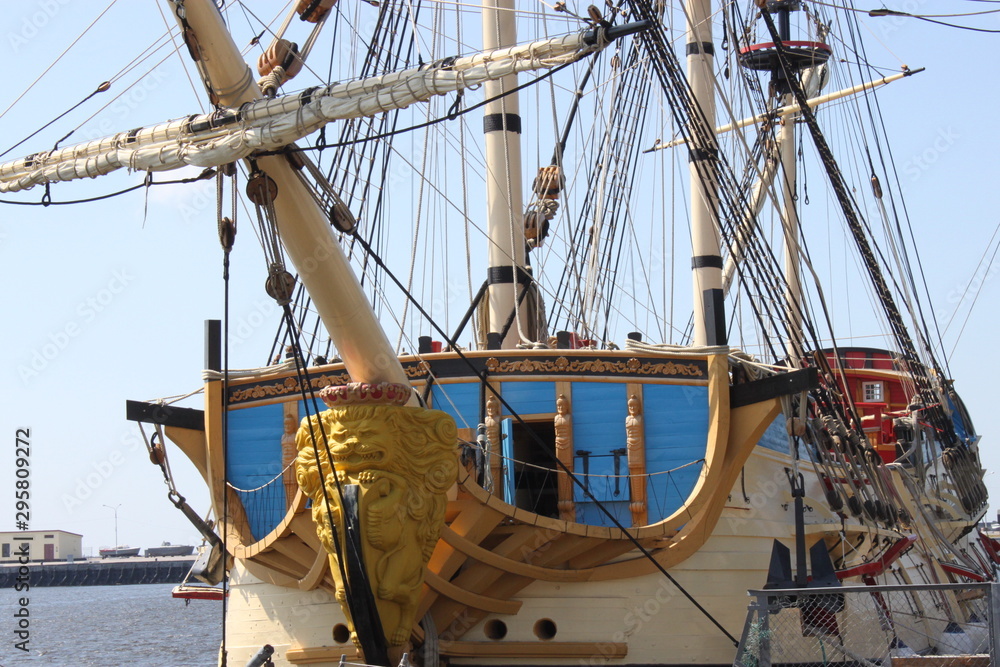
xmin=686 ymin=0 xmax=726 ymax=347
xmin=168 ymin=0 xmax=414 ymax=395
xmin=482 ymin=0 xmax=529 ymax=348
xmin=778 ymin=102 xmax=804 ymax=365
xmin=0 ymin=34 xmax=606 ymax=193
xmin=646 ymin=69 xmax=918 ymax=152
xmin=721 ymin=152 xmax=779 ymax=294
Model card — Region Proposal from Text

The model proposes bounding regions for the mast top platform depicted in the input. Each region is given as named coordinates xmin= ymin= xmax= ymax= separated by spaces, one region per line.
xmin=738 ymin=40 xmax=831 ymax=71
xmin=739 ymin=0 xmax=830 ymax=74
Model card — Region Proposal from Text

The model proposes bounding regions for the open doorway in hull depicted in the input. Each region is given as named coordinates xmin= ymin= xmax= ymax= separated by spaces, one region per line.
xmin=502 ymin=417 xmax=559 ymax=518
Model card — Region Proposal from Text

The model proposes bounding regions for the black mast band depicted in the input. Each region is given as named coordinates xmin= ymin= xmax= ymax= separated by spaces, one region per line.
xmin=483 ymin=113 xmax=522 ymax=134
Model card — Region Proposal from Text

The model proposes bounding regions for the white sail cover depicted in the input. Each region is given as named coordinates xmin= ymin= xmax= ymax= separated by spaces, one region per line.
xmin=0 ymin=32 xmax=600 ymax=194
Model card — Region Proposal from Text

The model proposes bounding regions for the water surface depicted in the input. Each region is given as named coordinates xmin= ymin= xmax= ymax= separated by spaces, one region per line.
xmin=7 ymin=583 xmax=222 ymax=666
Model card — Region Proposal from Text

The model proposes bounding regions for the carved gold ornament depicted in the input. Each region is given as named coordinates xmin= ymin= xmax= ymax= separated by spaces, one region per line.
xmin=228 ymin=364 xmax=430 ymax=403
xmin=484 ymin=356 xmax=704 ymax=377
xmin=295 ymin=383 xmax=459 ymax=647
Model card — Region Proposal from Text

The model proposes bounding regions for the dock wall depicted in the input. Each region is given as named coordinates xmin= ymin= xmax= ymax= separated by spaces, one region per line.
xmin=0 ymin=558 xmax=194 ymax=587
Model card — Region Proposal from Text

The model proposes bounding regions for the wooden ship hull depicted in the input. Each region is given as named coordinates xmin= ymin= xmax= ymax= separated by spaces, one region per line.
xmin=142 ymin=345 xmax=988 ymax=665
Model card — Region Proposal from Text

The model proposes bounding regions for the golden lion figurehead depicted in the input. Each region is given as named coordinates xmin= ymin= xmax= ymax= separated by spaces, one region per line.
xmin=295 ymin=384 xmax=458 ymax=647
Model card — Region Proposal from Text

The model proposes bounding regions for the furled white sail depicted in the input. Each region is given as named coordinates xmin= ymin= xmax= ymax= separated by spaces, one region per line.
xmin=0 ymin=31 xmax=603 ymax=194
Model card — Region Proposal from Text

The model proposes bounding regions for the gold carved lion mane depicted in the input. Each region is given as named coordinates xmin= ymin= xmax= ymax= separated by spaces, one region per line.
xmin=295 ymin=398 xmax=458 ymax=647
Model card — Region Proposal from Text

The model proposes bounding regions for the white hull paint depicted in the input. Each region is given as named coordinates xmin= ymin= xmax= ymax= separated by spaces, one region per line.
xmin=221 ymin=440 xmax=982 ymax=665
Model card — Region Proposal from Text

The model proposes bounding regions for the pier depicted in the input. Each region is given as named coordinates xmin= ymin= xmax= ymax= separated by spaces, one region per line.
xmin=0 ymin=555 xmax=194 ymax=587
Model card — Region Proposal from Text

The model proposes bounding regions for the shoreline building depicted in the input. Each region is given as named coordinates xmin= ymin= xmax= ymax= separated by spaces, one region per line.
xmin=0 ymin=530 xmax=83 ymax=562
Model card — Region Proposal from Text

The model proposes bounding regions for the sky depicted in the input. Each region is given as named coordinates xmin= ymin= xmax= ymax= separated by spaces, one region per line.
xmin=0 ymin=0 xmax=998 ymax=557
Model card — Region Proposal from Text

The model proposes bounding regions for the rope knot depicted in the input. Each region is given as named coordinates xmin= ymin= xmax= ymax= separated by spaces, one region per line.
xmin=258 ymin=65 xmax=288 ymax=99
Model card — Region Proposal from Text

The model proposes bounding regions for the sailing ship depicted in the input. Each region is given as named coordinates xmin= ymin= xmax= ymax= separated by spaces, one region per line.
xmin=2 ymin=0 xmax=996 ymax=665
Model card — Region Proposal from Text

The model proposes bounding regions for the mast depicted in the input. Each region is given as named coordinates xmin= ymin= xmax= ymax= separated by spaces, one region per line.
xmin=168 ymin=0 xmax=414 ymax=394
xmin=779 ymin=106 xmax=804 ymax=365
xmin=771 ymin=1 xmax=805 ymax=367
xmin=482 ymin=0 xmax=529 ymax=349
xmin=685 ymin=0 xmax=727 ymax=347
xmin=738 ymin=0 xmax=832 ymax=364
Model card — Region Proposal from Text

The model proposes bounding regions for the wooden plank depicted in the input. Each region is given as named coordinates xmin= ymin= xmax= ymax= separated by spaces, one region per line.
xmin=249 ymin=549 xmax=312 ymax=581
xmin=204 ymin=379 xmax=227 ymax=522
xmin=163 ymin=427 xmax=209 ymax=481
xmin=286 ymin=646 xmax=360 ymax=664
xmin=444 ymin=525 xmax=547 ymax=595
xmin=290 ymin=512 xmax=322 ymax=551
xmin=432 ymin=571 xmax=537 ymax=639
xmin=428 ymin=526 xmax=563 ymax=641
xmin=419 ymin=501 xmax=505 ymax=620
xmin=126 ymin=399 xmax=205 ymax=430
xmin=437 ymin=525 xmax=584 ymax=582
xmin=567 ymin=539 xmax=638 ymax=570
xmin=270 ymin=535 xmax=319 ymax=567
xmin=423 ymin=569 xmax=522 ymax=615
xmin=531 ymin=533 xmax=598 ymax=565
xmin=485 ymin=525 xmax=550 ymax=560
xmin=439 ymin=640 xmax=627 ymax=659
xmin=428 ymin=503 xmax=504 ymax=578
xmin=730 ymin=367 xmax=817 ymax=408
xmin=444 ymin=498 xmax=477 ymax=523
xmin=297 ymin=549 xmax=329 ymax=592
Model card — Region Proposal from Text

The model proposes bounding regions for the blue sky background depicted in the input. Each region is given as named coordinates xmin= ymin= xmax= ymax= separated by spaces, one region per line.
xmin=0 ymin=1 xmax=997 ymax=554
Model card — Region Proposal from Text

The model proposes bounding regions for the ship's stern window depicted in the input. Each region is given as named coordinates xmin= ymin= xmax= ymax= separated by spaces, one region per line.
xmin=862 ymin=381 xmax=884 ymax=402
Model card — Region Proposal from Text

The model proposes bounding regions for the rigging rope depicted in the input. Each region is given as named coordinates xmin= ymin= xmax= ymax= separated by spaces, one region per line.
xmin=947 ymin=221 xmax=1000 ymax=358
xmin=837 ymin=10 xmax=950 ymax=381
xmin=239 ymin=149 xmax=391 ymax=658
xmin=0 ymin=0 xmax=120 ymax=124
xmin=607 ymin=0 xmax=918 ymax=528
xmin=280 ymin=300 xmax=392 ymax=663
xmin=0 ymin=169 xmax=217 ymax=206
xmin=0 ymin=82 xmax=111 ymax=160
xmin=349 ymin=229 xmax=740 ymax=646
xmin=758 ymin=8 xmax=959 ymax=448
xmin=219 ymin=167 xmax=233 ymax=667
